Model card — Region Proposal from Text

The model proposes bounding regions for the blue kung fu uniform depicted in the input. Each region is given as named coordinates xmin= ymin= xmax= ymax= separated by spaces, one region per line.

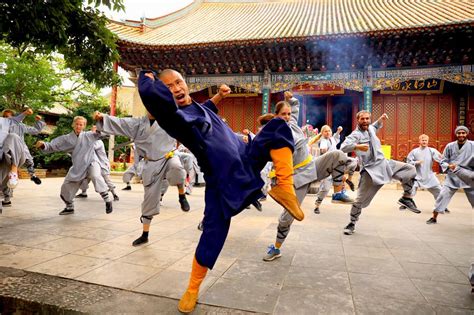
xmin=138 ymin=72 xmax=293 ymax=269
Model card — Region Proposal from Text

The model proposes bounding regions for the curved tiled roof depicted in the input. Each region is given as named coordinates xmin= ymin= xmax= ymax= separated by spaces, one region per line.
xmin=108 ymin=0 xmax=474 ymax=47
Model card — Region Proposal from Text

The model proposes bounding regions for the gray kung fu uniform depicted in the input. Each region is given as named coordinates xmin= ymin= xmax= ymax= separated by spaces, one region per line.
xmin=341 ymin=121 xmax=416 ymax=223
xmin=8 ymin=113 xmax=46 ymax=175
xmin=97 ymin=115 xmax=185 ymax=224
xmin=42 ymin=131 xmax=110 ymax=210
xmin=0 ymin=118 xmax=27 ymax=204
xmin=80 ymin=140 xmax=115 ymax=193
xmin=161 ymin=146 xmax=198 ymax=196
xmin=434 ymin=141 xmax=474 ymax=212
xmin=315 ymin=134 xmax=341 ymax=205
xmin=406 ymin=146 xmax=443 ymax=199
xmin=123 ymin=145 xmax=145 ymax=184
xmin=275 ymin=98 xmax=348 ymax=245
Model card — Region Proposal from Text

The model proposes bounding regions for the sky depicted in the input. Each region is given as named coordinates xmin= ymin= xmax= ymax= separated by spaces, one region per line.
xmin=100 ymin=0 xmax=194 ymax=91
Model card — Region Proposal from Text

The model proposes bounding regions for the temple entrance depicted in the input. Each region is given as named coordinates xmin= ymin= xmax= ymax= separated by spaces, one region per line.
xmin=305 ymin=96 xmax=327 ymax=130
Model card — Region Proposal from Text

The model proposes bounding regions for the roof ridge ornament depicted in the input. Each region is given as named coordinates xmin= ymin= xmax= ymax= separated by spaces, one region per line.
xmin=140 ymin=15 xmax=147 ymax=33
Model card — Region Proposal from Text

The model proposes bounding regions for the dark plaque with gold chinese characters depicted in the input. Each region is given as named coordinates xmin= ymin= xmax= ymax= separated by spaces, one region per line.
xmin=381 ymin=79 xmax=444 ymax=94
xmin=208 ymin=85 xmax=257 ymax=97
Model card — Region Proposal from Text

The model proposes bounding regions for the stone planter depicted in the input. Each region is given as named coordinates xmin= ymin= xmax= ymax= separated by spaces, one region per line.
xmin=18 ymin=168 xmax=47 ymax=179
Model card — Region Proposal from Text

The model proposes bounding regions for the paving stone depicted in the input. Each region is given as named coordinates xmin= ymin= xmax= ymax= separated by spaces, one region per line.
xmin=353 ymin=295 xmax=435 ymax=315
xmin=349 ymin=273 xmax=426 ymax=303
xmin=274 ymin=286 xmax=354 ymax=315
xmin=411 ymin=279 xmax=474 ymax=309
xmin=0 ymin=177 xmax=471 ymax=313
xmin=200 ymin=278 xmax=280 ymax=313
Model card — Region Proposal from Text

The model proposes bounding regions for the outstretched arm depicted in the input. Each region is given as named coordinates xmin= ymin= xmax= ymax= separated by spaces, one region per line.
xmin=94 ymin=112 xmax=140 ymax=139
xmin=373 ymin=113 xmax=388 ymax=130
xmin=25 ymin=115 xmax=46 ymax=135
xmin=36 ymin=134 xmax=74 ymax=153
xmin=209 ymin=84 xmax=231 ymax=106
xmin=284 ymin=91 xmax=300 ymax=125
xmin=341 ymin=131 xmax=368 ymax=153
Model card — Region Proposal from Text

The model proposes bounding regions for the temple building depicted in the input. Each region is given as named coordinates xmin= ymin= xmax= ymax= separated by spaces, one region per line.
xmin=107 ymin=0 xmax=474 ymax=161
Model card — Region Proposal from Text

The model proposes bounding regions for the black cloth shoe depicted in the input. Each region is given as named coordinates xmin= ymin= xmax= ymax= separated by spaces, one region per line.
xmin=344 ymin=222 xmax=355 ymax=235
xmin=179 ymin=195 xmax=190 ymax=212
xmin=2 ymin=201 xmax=12 ymax=207
xmin=59 ymin=208 xmax=74 ymax=215
xmin=113 ymin=194 xmax=119 ymax=201
xmin=105 ymin=201 xmax=113 ymax=214
xmin=30 ymin=175 xmax=42 ymax=185
xmin=132 ymin=235 xmax=149 ymax=246
xmin=197 ymin=221 xmax=203 ymax=231
xmin=426 ymin=217 xmax=437 ymax=224
xmin=314 ymin=207 xmax=320 ymax=214
xmin=252 ymin=200 xmax=262 ymax=211
xmin=397 ymin=197 xmax=421 ymax=214
xmin=346 ymin=179 xmax=355 ymax=192
xmin=122 ymin=185 xmax=131 ymax=191
xmin=75 ymin=193 xmax=88 ymax=198
xmin=444 ymin=208 xmax=450 ymax=213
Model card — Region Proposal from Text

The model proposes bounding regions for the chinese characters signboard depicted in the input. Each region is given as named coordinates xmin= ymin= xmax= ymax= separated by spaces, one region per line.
xmin=208 ymin=85 xmax=257 ymax=97
xmin=292 ymin=83 xmax=344 ymax=95
xmin=381 ymin=79 xmax=444 ymax=94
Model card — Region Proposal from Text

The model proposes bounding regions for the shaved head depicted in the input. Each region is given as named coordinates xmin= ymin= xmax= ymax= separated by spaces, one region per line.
xmin=159 ymin=69 xmax=192 ymax=106
xmin=159 ymin=69 xmax=182 ymax=79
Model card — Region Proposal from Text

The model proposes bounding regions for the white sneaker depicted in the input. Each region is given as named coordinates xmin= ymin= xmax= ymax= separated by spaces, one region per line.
xmin=7 ymin=172 xmax=18 ymax=189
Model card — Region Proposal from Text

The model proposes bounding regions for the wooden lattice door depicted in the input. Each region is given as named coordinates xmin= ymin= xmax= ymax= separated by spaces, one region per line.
xmin=372 ymin=94 xmax=454 ymax=163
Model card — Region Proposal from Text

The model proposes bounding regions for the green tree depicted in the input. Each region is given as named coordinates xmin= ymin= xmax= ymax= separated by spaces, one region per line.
xmin=0 ymin=44 xmax=62 ymax=112
xmin=0 ymin=0 xmax=124 ymax=88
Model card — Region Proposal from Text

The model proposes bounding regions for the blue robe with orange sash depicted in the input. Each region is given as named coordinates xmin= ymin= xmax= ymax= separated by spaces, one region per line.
xmin=138 ymin=71 xmax=293 ymax=269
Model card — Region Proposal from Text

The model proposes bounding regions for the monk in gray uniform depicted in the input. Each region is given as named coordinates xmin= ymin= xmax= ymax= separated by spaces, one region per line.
xmin=76 ymin=139 xmax=119 ymax=201
xmin=403 ymin=134 xmax=444 ymax=211
xmin=3 ymin=108 xmax=45 ymax=185
xmin=0 ymin=116 xmax=28 ymax=213
xmin=94 ymin=111 xmax=187 ymax=246
xmin=36 ymin=116 xmax=113 ymax=215
xmin=340 ymin=111 xmax=419 ymax=235
xmin=427 ymin=126 xmax=474 ymax=224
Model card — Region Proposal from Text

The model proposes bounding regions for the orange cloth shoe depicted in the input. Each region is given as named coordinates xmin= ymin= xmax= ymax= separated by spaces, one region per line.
xmin=178 ymin=291 xmax=199 ymax=313
xmin=269 ymin=147 xmax=304 ymax=221
xmin=269 ymin=185 xmax=304 ymax=221
xmin=178 ymin=256 xmax=208 ymax=313
xmin=269 ymin=147 xmax=294 ymax=193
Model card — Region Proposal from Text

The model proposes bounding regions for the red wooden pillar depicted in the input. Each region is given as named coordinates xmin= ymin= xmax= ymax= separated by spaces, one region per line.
xmin=108 ymin=61 xmax=119 ymax=163
xmin=110 ymin=61 xmax=119 ymax=117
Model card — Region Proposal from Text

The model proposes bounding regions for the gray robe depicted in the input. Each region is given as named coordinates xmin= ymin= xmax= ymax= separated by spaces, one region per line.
xmin=407 ymin=147 xmax=442 ymax=189
xmin=42 ymin=131 xmax=100 ymax=182
xmin=8 ymin=113 xmax=46 ymax=161
xmin=287 ymin=97 xmax=316 ymax=189
xmin=440 ymin=140 xmax=474 ymax=189
xmin=0 ymin=117 xmax=13 ymax=156
xmin=8 ymin=113 xmax=46 ymax=139
xmin=97 ymin=115 xmax=184 ymax=223
xmin=96 ymin=115 xmax=176 ymax=186
xmin=94 ymin=140 xmax=110 ymax=175
xmin=341 ymin=121 xmax=392 ymax=185
xmin=319 ymin=133 xmax=340 ymax=153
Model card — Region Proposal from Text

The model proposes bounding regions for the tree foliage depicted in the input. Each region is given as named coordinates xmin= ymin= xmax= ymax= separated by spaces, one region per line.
xmin=0 ymin=44 xmax=61 ymax=112
xmin=0 ymin=0 xmax=124 ymax=88
xmin=28 ymin=92 xmax=111 ymax=169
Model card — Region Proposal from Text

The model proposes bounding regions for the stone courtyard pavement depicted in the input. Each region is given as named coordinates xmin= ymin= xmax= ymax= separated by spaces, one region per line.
xmin=0 ymin=177 xmax=472 ymax=314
